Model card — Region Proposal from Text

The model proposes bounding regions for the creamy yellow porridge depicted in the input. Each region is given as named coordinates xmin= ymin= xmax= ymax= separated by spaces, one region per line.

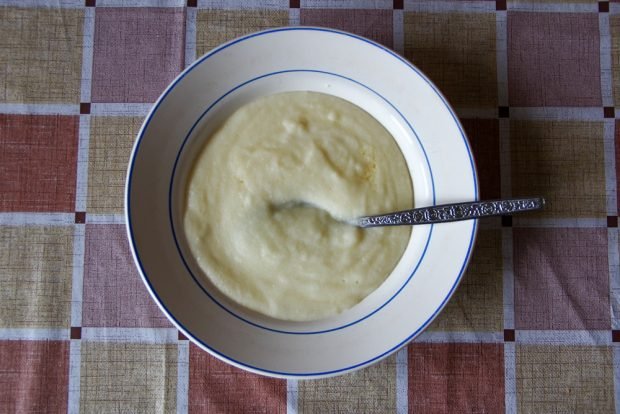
xmin=183 ymin=91 xmax=412 ymax=321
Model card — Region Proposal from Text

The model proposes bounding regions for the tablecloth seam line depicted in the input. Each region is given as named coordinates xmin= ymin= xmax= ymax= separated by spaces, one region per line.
xmin=79 ymin=7 xmax=94 ymax=103
xmin=604 ymin=120 xmax=618 ymax=216
xmin=504 ymin=342 xmax=517 ymax=414
xmin=0 ymin=0 xmax=83 ymax=8
xmin=496 ymin=10 xmax=508 ymax=107
xmin=0 ymin=213 xmax=126 ymax=225
xmin=75 ymin=115 xmax=90 ymax=213
xmin=0 ymin=102 xmax=618 ymax=119
xmin=599 ymin=13 xmax=614 ymax=108
xmin=84 ymin=214 xmax=125 ymax=224
xmin=0 ymin=329 xmax=68 ymax=340
xmin=67 ymin=340 xmax=81 ymax=414
xmin=393 ymin=9 xmax=404 ymax=55
xmin=496 ymin=11 xmax=516 ymax=412
xmin=176 ymin=341 xmax=189 ymax=414
xmin=612 ymin=346 xmax=620 ymax=413
xmin=89 ymin=103 xmax=152 ymax=116
xmin=65 ymin=7 xmax=96 ymax=410
xmin=286 ymin=378 xmax=298 ymax=414
xmin=184 ymin=6 xmax=196 ymax=68
xmin=288 ymin=4 xmax=300 ymax=25
xmin=512 ymin=218 xmax=609 ymax=228
xmin=0 ymin=328 xmax=613 ymax=344
xmin=608 ymin=230 xmax=620 ymax=330
xmin=0 ymin=103 xmax=80 ymax=114
xmin=502 ymin=228 xmax=515 ymax=330
xmin=70 ymin=224 xmax=85 ymax=327
xmin=80 ymin=327 xmax=180 ymax=342
xmin=395 ymin=346 xmax=408 ymax=414
xmin=1 ymin=213 xmax=614 ymax=227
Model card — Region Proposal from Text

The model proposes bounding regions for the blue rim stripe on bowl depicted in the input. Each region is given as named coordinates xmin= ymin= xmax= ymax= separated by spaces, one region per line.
xmin=168 ymin=69 xmax=435 ymax=335
xmin=126 ymin=27 xmax=478 ymax=377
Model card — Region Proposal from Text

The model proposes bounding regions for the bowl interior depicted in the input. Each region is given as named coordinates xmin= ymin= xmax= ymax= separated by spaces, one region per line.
xmin=169 ymin=71 xmax=435 ymax=333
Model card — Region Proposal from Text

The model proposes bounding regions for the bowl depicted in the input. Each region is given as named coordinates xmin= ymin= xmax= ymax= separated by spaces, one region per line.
xmin=125 ymin=27 xmax=478 ymax=378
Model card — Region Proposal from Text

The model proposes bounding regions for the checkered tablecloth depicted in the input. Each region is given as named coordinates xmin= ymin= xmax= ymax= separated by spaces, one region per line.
xmin=0 ymin=0 xmax=618 ymax=412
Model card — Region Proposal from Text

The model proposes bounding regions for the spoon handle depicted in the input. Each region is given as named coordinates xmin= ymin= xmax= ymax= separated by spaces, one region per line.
xmin=356 ymin=197 xmax=545 ymax=228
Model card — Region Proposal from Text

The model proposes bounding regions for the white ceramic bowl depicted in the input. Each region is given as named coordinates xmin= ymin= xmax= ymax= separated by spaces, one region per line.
xmin=126 ymin=27 xmax=478 ymax=378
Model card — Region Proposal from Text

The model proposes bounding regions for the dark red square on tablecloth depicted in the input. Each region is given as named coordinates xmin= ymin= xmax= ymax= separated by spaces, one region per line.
xmin=600 ymin=2 xmax=610 ymax=13
xmin=300 ymin=9 xmax=393 ymax=49
xmin=0 ymin=340 xmax=69 ymax=413
xmin=75 ymin=212 xmax=86 ymax=224
xmin=460 ymin=119 xmax=500 ymax=200
xmin=502 ymin=215 xmax=513 ymax=227
xmin=189 ymin=344 xmax=286 ymax=413
xmin=408 ymin=343 xmax=505 ymax=413
xmin=514 ymin=228 xmax=610 ymax=329
xmin=0 ymin=115 xmax=78 ymax=212
xmin=91 ymin=8 xmax=185 ymax=103
xmin=70 ymin=327 xmax=82 ymax=339
xmin=507 ymin=12 xmax=601 ymax=106
xmin=82 ymin=224 xmax=171 ymax=328
xmin=604 ymin=107 xmax=615 ymax=118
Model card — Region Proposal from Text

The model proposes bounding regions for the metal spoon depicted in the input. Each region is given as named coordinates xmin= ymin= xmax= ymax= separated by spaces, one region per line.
xmin=277 ymin=197 xmax=545 ymax=227
xmin=353 ymin=197 xmax=545 ymax=228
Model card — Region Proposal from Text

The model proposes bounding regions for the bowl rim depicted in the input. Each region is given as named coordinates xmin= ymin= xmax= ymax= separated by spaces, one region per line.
xmin=125 ymin=26 xmax=479 ymax=378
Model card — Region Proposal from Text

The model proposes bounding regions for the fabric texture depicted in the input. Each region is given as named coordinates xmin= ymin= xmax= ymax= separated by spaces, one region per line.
xmin=0 ymin=1 xmax=617 ymax=412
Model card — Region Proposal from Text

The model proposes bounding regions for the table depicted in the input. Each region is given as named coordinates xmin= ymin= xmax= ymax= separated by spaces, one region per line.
xmin=0 ymin=0 xmax=617 ymax=412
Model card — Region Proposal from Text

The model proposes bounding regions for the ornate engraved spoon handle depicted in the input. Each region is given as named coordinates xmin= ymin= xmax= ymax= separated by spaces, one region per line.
xmin=355 ymin=197 xmax=545 ymax=228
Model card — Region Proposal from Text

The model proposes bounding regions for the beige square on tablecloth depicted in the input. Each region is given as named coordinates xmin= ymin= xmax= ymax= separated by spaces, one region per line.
xmin=87 ymin=117 xmax=143 ymax=214
xmin=429 ymin=229 xmax=504 ymax=332
xmin=516 ymin=345 xmax=614 ymax=413
xmin=404 ymin=12 xmax=497 ymax=108
xmin=510 ymin=120 xmax=606 ymax=219
xmin=196 ymin=10 xmax=289 ymax=56
xmin=0 ymin=8 xmax=83 ymax=103
xmin=0 ymin=226 xmax=73 ymax=328
xmin=298 ymin=355 xmax=396 ymax=413
xmin=80 ymin=342 xmax=177 ymax=413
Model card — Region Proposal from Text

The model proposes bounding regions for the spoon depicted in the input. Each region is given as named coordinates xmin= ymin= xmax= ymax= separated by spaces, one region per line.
xmin=354 ymin=197 xmax=545 ymax=227
xmin=278 ymin=197 xmax=545 ymax=228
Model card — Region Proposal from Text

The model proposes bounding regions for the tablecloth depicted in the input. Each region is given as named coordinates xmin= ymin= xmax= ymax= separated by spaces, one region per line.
xmin=0 ymin=0 xmax=617 ymax=412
